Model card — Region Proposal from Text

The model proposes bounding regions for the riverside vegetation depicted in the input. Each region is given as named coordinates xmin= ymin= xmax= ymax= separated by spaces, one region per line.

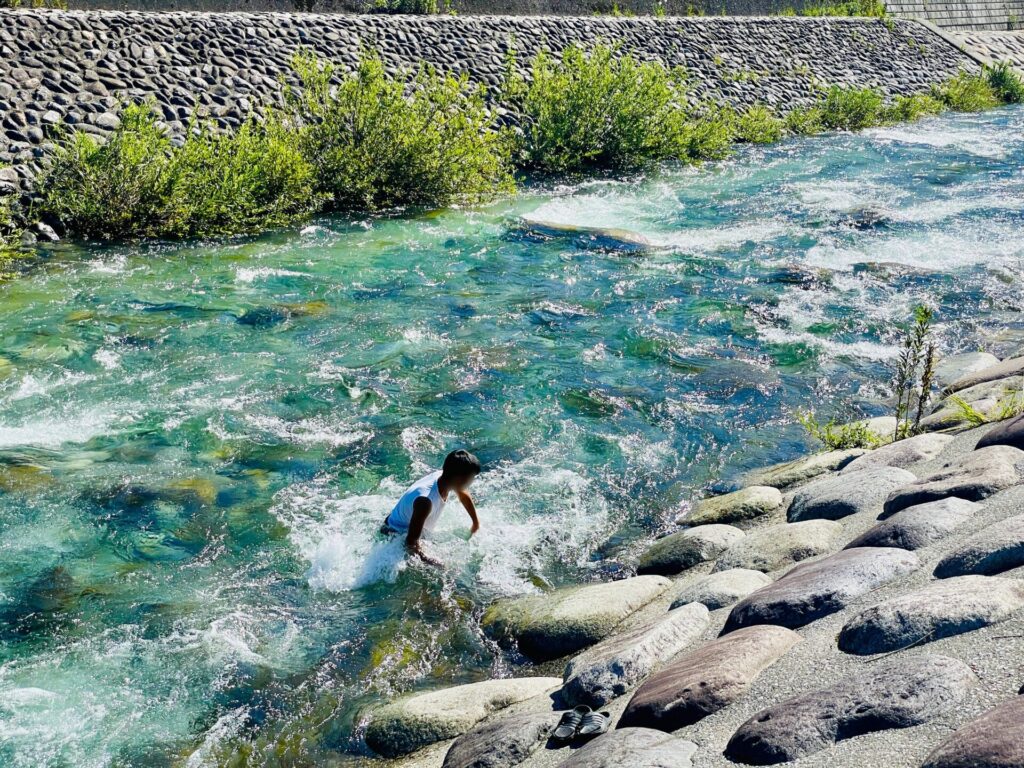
xmin=2 ymin=48 xmax=1023 ymax=250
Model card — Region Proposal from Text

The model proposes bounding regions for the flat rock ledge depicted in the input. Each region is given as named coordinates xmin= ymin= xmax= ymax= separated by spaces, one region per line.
xmin=845 ymin=497 xmax=982 ymax=551
xmin=481 ymin=576 xmax=670 ymax=662
xmin=838 ymin=575 xmax=1024 ymax=655
xmin=934 ymin=513 xmax=1024 ymax=577
xmin=555 ymin=727 xmax=698 ymax=768
xmin=670 ymin=568 xmax=772 ymax=611
xmin=723 ymin=546 xmax=919 ymax=632
xmin=618 ymin=625 xmax=802 ymax=732
xmin=442 ymin=712 xmax=559 ymax=768
xmin=561 ymin=602 xmax=710 ymax=708
xmin=787 ymin=466 xmax=916 ymax=522
xmin=922 ymin=695 xmax=1024 ymax=768
xmin=636 ymin=524 xmax=744 ymax=576
xmin=883 ymin=445 xmax=1024 ymax=517
xmin=745 ymin=448 xmax=866 ymax=489
xmin=840 ymin=432 xmax=953 ymax=474
xmin=713 ymin=519 xmax=842 ymax=573
xmin=365 ymin=677 xmax=561 ymax=758
xmin=682 ymin=486 xmax=783 ymax=526
xmin=724 ymin=655 xmax=977 ymax=765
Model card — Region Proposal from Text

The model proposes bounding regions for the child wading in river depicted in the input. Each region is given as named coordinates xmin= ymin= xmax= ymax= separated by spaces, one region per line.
xmin=382 ymin=450 xmax=482 ymax=566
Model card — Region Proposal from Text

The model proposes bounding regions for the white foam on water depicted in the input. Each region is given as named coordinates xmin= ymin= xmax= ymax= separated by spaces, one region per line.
xmin=648 ymin=220 xmax=791 ymax=254
xmin=234 ymin=266 xmax=309 ymax=284
xmin=183 ymin=707 xmax=249 ymax=768
xmin=0 ymin=408 xmax=122 ymax=449
xmin=241 ymin=413 xmax=371 ymax=449
xmin=92 ymin=348 xmax=121 ymax=371
xmin=865 ymin=121 xmax=1009 ymax=159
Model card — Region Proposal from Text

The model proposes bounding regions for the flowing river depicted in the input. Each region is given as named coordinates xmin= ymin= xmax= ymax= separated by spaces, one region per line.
xmin=2 ymin=105 xmax=1024 ymax=767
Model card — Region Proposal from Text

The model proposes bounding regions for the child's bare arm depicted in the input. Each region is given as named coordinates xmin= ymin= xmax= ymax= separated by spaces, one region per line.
xmin=456 ymin=489 xmax=480 ymax=536
xmin=405 ymin=497 xmax=442 ymax=566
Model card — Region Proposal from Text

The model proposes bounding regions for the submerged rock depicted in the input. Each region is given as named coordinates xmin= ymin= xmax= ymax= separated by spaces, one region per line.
xmin=481 ymin=576 xmax=671 ymax=662
xmin=683 ymin=486 xmax=783 ymax=526
xmin=517 ymin=217 xmax=652 ymax=254
xmin=713 ymin=519 xmax=842 ymax=573
xmin=787 ymin=467 xmax=916 ymax=522
xmin=636 ymin=524 xmax=744 ymax=576
xmin=922 ymin=695 xmax=1024 ymax=768
xmin=845 ymin=497 xmax=981 ymax=551
xmin=840 ymin=432 xmax=953 ymax=474
xmin=442 ymin=712 xmax=559 ymax=768
xmin=364 ymin=677 xmax=561 ymax=758
xmin=934 ymin=514 xmax=1024 ymax=577
xmin=838 ymin=575 xmax=1024 ymax=655
xmin=745 ymin=449 xmax=866 ymax=489
xmin=723 ymin=547 xmax=919 ymax=632
xmin=670 ymin=568 xmax=772 ymax=611
xmin=555 ymin=727 xmax=697 ymax=768
xmin=883 ymin=445 xmax=1024 ymax=517
xmin=237 ymin=306 xmax=290 ymax=328
xmin=618 ymin=625 xmax=801 ymax=732
xmin=562 ymin=602 xmax=710 ymax=708
xmin=725 ymin=655 xmax=976 ymax=765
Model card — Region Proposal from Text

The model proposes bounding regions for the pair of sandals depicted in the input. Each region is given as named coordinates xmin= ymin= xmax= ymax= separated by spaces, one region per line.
xmin=552 ymin=705 xmax=611 ymax=743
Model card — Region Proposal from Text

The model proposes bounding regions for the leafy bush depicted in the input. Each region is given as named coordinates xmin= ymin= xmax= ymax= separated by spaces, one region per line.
xmin=784 ymin=105 xmax=825 ymax=135
xmin=985 ymin=62 xmax=1024 ymax=104
xmin=507 ymin=44 xmax=729 ymax=174
xmin=934 ymin=71 xmax=1000 ymax=111
xmin=797 ymin=411 xmax=882 ymax=451
xmin=41 ymin=103 xmax=318 ymax=241
xmin=734 ymin=105 xmax=785 ymax=143
xmin=368 ymin=0 xmax=439 ymax=13
xmin=290 ymin=51 xmax=512 ymax=211
xmin=794 ymin=0 xmax=886 ymax=16
xmin=819 ymin=85 xmax=885 ymax=130
xmin=0 ymin=185 xmax=18 ymax=276
xmin=881 ymin=92 xmax=944 ymax=123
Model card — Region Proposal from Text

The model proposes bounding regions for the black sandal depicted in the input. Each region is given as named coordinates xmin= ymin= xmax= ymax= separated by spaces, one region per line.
xmin=552 ymin=705 xmax=591 ymax=742
xmin=577 ymin=710 xmax=612 ymax=738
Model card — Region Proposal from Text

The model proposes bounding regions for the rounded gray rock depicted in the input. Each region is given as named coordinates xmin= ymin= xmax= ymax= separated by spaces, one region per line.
xmin=637 ymin=524 xmax=745 ymax=576
xmin=845 ymin=497 xmax=982 ymax=551
xmin=670 ymin=568 xmax=772 ymax=610
xmin=934 ymin=514 xmax=1024 ymax=577
xmin=787 ymin=466 xmax=917 ymax=522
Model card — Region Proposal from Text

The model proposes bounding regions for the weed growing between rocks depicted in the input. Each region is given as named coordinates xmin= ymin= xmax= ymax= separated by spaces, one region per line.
xmin=935 ymin=70 xmax=1001 ymax=111
xmin=0 ymin=184 xmax=18 ymax=278
xmin=796 ymin=412 xmax=883 ymax=450
xmin=892 ymin=305 xmax=937 ymax=440
xmin=777 ymin=0 xmax=887 ymax=17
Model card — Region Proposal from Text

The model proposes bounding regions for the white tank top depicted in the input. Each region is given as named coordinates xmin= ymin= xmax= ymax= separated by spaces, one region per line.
xmin=385 ymin=471 xmax=447 ymax=535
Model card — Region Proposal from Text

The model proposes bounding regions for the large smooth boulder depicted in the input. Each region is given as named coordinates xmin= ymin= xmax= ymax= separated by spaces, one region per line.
xmin=840 ymin=432 xmax=953 ymax=474
xmin=481 ymin=576 xmax=671 ymax=662
xmin=713 ymin=519 xmax=842 ymax=573
xmin=683 ymin=486 xmax=783 ymax=526
xmin=745 ymin=449 xmax=865 ymax=489
xmin=922 ymin=696 xmax=1024 ymax=768
xmin=636 ymin=525 xmax=744 ymax=576
xmin=883 ymin=446 xmax=1024 ymax=517
xmin=365 ymin=677 xmax=561 ymax=757
xmin=670 ymin=569 xmax=772 ymax=611
xmin=838 ymin=575 xmax=1024 ymax=655
xmin=723 ymin=547 xmax=919 ymax=632
xmin=787 ymin=467 xmax=916 ymax=522
xmin=443 ymin=712 xmax=559 ymax=768
xmin=555 ymin=728 xmax=697 ymax=768
xmin=935 ymin=351 xmax=1000 ymax=389
xmin=617 ymin=625 xmax=801 ymax=732
xmin=934 ymin=514 xmax=1024 ymax=577
xmin=844 ymin=498 xmax=981 ymax=551
xmin=724 ymin=655 xmax=976 ymax=765
xmin=561 ymin=602 xmax=710 ymax=708
xmin=977 ymin=412 xmax=1024 ymax=452
xmin=945 ymin=355 xmax=1024 ymax=394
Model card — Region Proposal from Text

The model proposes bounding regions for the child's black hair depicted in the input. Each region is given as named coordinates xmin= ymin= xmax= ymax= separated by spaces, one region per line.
xmin=442 ymin=449 xmax=481 ymax=477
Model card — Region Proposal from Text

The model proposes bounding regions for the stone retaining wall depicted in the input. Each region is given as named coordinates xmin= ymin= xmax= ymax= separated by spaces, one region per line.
xmin=0 ymin=11 xmax=976 ymax=198
xmin=888 ymin=0 xmax=1024 ymax=31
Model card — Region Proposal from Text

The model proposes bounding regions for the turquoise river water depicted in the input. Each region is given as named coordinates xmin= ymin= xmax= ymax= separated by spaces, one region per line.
xmin=2 ymin=106 xmax=1024 ymax=767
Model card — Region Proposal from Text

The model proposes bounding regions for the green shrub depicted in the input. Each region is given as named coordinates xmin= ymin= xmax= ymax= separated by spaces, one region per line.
xmin=290 ymin=51 xmax=512 ymax=211
xmin=881 ymin=92 xmax=944 ymax=123
xmin=985 ymin=62 xmax=1024 ymax=104
xmin=819 ymin=85 xmax=885 ymax=130
xmin=369 ymin=0 xmax=439 ymax=13
xmin=784 ymin=105 xmax=825 ymax=135
xmin=0 ymin=185 xmax=18 ymax=276
xmin=507 ymin=44 xmax=731 ymax=174
xmin=796 ymin=411 xmax=882 ymax=451
xmin=734 ymin=105 xmax=785 ymax=143
xmin=798 ymin=0 xmax=886 ymax=15
xmin=934 ymin=71 xmax=1000 ymax=111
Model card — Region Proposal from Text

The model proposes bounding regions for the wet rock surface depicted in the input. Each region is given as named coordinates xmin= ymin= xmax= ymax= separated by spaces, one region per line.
xmin=922 ymin=695 xmax=1024 ymax=768
xmin=845 ymin=497 xmax=981 ymax=550
xmin=787 ymin=466 xmax=916 ymax=522
xmin=683 ymin=486 xmax=782 ymax=526
xmin=838 ymin=575 xmax=1024 ymax=655
xmin=481 ymin=576 xmax=670 ymax=662
xmin=934 ymin=514 xmax=1024 ymax=577
xmin=618 ymin=625 xmax=802 ymax=732
xmin=723 ymin=546 xmax=919 ymax=632
xmin=713 ymin=519 xmax=842 ymax=573
xmin=555 ymin=727 xmax=697 ymax=768
xmin=366 ymin=677 xmax=561 ymax=758
xmin=561 ymin=602 xmax=710 ymax=708
xmin=724 ymin=655 xmax=977 ymax=765
xmin=636 ymin=524 xmax=744 ymax=576
xmin=442 ymin=712 xmax=559 ymax=768
xmin=670 ymin=568 xmax=772 ymax=610
xmin=883 ymin=445 xmax=1024 ymax=516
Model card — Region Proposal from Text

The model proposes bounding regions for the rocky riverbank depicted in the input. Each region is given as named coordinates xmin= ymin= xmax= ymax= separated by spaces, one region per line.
xmin=366 ymin=349 xmax=1024 ymax=767
xmin=0 ymin=11 xmax=979 ymax=201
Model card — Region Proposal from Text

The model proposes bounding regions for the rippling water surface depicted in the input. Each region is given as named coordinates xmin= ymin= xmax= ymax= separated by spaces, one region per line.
xmin=2 ymin=106 xmax=1024 ymax=767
